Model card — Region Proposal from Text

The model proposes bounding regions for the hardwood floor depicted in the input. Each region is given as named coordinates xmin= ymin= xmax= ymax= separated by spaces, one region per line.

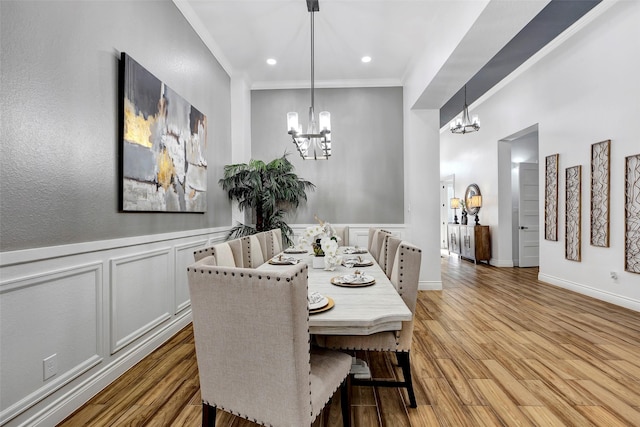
xmin=60 ymin=256 xmax=640 ymax=426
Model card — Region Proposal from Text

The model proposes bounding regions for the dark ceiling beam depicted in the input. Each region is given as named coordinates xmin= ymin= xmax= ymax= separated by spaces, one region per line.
xmin=440 ymin=0 xmax=601 ymax=129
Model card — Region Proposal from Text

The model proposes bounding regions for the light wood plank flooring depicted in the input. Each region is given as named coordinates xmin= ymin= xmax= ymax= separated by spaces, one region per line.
xmin=60 ymin=256 xmax=640 ymax=426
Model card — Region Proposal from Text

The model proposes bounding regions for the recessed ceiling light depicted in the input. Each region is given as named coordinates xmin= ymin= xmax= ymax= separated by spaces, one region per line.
xmin=266 ymin=58 xmax=277 ymax=65
xmin=361 ymin=56 xmax=372 ymax=63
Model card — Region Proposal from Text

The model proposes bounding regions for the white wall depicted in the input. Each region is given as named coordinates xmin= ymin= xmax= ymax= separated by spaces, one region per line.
xmin=441 ymin=1 xmax=640 ymax=310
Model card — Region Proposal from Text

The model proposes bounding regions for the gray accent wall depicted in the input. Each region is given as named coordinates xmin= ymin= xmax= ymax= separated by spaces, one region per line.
xmin=0 ymin=0 xmax=232 ymax=251
xmin=251 ymin=87 xmax=404 ymax=224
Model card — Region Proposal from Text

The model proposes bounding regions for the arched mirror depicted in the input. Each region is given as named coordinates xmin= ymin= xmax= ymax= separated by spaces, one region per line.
xmin=464 ymin=184 xmax=481 ymax=215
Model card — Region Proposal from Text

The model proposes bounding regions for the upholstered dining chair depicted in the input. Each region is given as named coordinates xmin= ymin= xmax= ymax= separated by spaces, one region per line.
xmin=315 ymin=241 xmax=422 ymax=408
xmin=187 ymin=262 xmax=353 ymax=427
xmin=369 ymin=229 xmax=391 ymax=264
xmin=196 ymin=242 xmax=237 ymax=267
xmin=227 ymin=238 xmax=244 ymax=267
xmin=241 ymin=234 xmax=265 ymax=268
xmin=255 ymin=231 xmax=271 ymax=260
xmin=270 ymin=228 xmax=283 ymax=255
xmin=256 ymin=229 xmax=284 ymax=260
xmin=333 ymin=226 xmax=349 ymax=246
xmin=194 ymin=243 xmax=215 ymax=262
xmin=381 ymin=234 xmax=402 ymax=279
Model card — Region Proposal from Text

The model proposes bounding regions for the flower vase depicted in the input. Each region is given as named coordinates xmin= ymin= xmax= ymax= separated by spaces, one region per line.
xmin=312 ymin=256 xmax=325 ymax=269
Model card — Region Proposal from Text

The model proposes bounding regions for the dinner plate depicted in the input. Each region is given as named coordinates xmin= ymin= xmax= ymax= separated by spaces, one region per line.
xmin=284 ymin=247 xmax=308 ymax=254
xmin=268 ymin=256 xmax=299 ymax=265
xmin=331 ymin=274 xmax=376 ymax=287
xmin=309 ymin=297 xmax=335 ymax=314
xmin=308 ymin=292 xmax=329 ymax=310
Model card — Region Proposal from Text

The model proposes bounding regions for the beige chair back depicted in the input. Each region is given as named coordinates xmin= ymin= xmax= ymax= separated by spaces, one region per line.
xmin=389 ymin=241 xmax=422 ymax=351
xmin=270 ymin=228 xmax=283 ymax=255
xmin=188 ymin=263 xmax=312 ymax=425
xmin=211 ymin=242 xmax=237 ymax=267
xmin=367 ymin=228 xmax=377 ymax=253
xmin=370 ymin=229 xmax=391 ymax=264
xmin=382 ymin=235 xmax=402 ymax=279
xmin=255 ymin=231 xmax=271 ymax=259
xmin=333 ymin=226 xmax=349 ymax=246
xmin=228 ymin=238 xmax=245 ymax=267
xmin=187 ymin=263 xmax=352 ymax=426
xmin=241 ymin=234 xmax=265 ymax=268
xmin=194 ymin=244 xmax=215 ymax=262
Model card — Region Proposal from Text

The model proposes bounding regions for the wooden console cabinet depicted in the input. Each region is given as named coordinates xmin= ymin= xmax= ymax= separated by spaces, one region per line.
xmin=447 ymin=224 xmax=491 ymax=264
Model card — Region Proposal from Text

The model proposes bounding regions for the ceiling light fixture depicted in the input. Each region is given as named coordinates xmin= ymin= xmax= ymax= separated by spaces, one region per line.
xmin=450 ymin=85 xmax=480 ymax=134
xmin=361 ymin=56 xmax=372 ymax=63
xmin=266 ymin=58 xmax=277 ymax=65
xmin=286 ymin=0 xmax=331 ymax=160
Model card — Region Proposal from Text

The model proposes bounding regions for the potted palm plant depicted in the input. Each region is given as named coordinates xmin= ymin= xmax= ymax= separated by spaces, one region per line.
xmin=219 ymin=154 xmax=315 ymax=245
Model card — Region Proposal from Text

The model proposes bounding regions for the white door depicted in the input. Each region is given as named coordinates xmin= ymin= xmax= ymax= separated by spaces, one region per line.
xmin=518 ymin=163 xmax=539 ymax=267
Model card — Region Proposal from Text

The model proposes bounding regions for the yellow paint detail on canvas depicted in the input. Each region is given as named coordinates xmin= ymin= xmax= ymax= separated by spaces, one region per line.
xmin=157 ymin=149 xmax=175 ymax=190
xmin=123 ymin=98 xmax=154 ymax=148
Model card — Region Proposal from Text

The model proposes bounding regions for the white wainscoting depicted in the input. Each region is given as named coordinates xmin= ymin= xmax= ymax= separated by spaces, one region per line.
xmin=0 ymin=224 xmax=415 ymax=426
xmin=0 ymin=228 xmax=228 ymax=427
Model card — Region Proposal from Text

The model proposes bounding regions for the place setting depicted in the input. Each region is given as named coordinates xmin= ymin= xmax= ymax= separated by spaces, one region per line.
xmin=308 ymin=291 xmax=334 ymax=314
xmin=342 ymin=255 xmax=374 ymax=268
xmin=268 ymin=254 xmax=301 ymax=265
xmin=341 ymin=246 xmax=368 ymax=255
xmin=283 ymin=246 xmax=309 ymax=254
xmin=330 ymin=270 xmax=376 ymax=287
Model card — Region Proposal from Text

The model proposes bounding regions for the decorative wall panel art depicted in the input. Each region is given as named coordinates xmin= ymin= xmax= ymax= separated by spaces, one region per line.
xmin=565 ymin=165 xmax=582 ymax=262
xmin=545 ymin=154 xmax=559 ymax=241
xmin=625 ymin=154 xmax=640 ymax=273
xmin=590 ymin=140 xmax=610 ymax=247
xmin=120 ymin=52 xmax=207 ymax=212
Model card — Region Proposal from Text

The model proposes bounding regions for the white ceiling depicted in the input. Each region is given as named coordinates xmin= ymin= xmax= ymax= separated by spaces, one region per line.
xmin=174 ymin=0 xmax=551 ymax=109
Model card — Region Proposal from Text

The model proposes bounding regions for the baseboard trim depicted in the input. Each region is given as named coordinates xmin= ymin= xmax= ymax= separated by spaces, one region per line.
xmin=538 ymin=273 xmax=640 ymax=313
xmin=490 ymin=258 xmax=514 ymax=267
xmin=419 ymin=280 xmax=442 ymax=291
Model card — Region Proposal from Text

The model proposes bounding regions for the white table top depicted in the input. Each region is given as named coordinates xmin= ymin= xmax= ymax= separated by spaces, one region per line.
xmin=258 ymin=249 xmax=412 ymax=335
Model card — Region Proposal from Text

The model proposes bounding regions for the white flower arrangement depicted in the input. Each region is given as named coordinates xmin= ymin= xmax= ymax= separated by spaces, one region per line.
xmin=298 ymin=217 xmax=342 ymax=270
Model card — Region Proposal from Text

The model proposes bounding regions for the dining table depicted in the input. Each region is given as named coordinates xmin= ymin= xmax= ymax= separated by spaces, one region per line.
xmin=257 ymin=247 xmax=412 ymax=336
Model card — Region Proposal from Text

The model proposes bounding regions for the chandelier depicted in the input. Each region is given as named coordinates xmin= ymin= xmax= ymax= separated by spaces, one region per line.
xmin=450 ymin=85 xmax=480 ymax=134
xmin=286 ymin=0 xmax=331 ymax=160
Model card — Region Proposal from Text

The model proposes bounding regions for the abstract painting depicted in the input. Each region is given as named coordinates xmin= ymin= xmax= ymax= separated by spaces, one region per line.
xmin=545 ymin=154 xmax=559 ymax=241
xmin=120 ymin=53 xmax=207 ymax=212
xmin=625 ymin=154 xmax=640 ymax=273
xmin=565 ymin=165 xmax=582 ymax=262
xmin=591 ymin=140 xmax=610 ymax=247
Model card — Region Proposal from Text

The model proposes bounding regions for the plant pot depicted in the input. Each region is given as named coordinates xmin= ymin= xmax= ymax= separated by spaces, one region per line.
xmin=312 ymin=256 xmax=325 ymax=269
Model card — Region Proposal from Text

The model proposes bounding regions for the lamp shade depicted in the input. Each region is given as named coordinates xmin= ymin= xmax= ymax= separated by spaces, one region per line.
xmin=319 ymin=111 xmax=331 ymax=132
xmin=469 ymin=195 xmax=482 ymax=209
xmin=450 ymin=198 xmax=461 ymax=209
xmin=287 ymin=112 xmax=299 ymax=132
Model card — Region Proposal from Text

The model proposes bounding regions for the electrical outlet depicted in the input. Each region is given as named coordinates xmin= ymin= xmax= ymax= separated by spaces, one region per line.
xmin=610 ymin=271 xmax=618 ymax=280
xmin=43 ymin=354 xmax=57 ymax=380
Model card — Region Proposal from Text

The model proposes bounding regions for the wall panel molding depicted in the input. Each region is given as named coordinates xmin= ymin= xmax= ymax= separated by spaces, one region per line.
xmin=109 ymin=248 xmax=172 ymax=354
xmin=0 ymin=263 xmax=103 ymax=425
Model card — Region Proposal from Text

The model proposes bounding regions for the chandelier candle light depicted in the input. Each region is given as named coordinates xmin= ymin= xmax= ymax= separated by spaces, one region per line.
xmin=287 ymin=0 xmax=332 ymax=160
xmin=450 ymin=85 xmax=480 ymax=134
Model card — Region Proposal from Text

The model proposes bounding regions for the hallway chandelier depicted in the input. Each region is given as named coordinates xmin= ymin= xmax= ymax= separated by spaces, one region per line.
xmin=286 ymin=0 xmax=331 ymax=160
xmin=450 ymin=85 xmax=480 ymax=134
